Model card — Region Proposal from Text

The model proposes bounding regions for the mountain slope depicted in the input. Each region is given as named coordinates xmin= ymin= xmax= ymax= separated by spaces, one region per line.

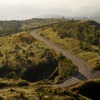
xmin=38 ymin=20 xmax=100 ymax=70
xmin=0 ymin=31 xmax=77 ymax=82
xmin=52 ymin=20 xmax=100 ymax=46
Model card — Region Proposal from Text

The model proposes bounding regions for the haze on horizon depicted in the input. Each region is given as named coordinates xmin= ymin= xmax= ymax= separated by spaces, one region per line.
xmin=0 ymin=0 xmax=100 ymax=20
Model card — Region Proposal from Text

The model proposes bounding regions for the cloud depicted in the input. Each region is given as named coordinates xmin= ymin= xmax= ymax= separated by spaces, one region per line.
xmin=0 ymin=0 xmax=100 ymax=20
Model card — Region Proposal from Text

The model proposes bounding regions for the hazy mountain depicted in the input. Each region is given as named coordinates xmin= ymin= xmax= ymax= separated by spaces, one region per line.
xmin=38 ymin=15 xmax=65 ymax=18
xmin=37 ymin=15 xmax=100 ymax=23
xmin=91 ymin=16 xmax=100 ymax=23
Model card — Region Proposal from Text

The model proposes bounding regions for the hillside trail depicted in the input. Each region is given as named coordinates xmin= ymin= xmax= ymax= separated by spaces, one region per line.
xmin=30 ymin=29 xmax=100 ymax=87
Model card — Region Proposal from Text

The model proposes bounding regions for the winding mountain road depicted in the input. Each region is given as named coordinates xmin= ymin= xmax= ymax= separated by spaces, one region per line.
xmin=30 ymin=29 xmax=99 ymax=87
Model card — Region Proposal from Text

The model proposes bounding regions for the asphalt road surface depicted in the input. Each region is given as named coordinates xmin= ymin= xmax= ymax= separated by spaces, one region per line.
xmin=30 ymin=29 xmax=100 ymax=87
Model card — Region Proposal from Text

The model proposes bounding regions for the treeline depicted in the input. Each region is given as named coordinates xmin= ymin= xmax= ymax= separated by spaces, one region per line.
xmin=0 ymin=21 xmax=22 ymax=35
xmin=21 ymin=18 xmax=66 ymax=30
xmin=52 ymin=20 xmax=100 ymax=46
xmin=0 ymin=18 xmax=65 ymax=35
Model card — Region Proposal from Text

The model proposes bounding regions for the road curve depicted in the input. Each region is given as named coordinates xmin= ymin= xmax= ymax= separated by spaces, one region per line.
xmin=30 ymin=29 xmax=92 ymax=87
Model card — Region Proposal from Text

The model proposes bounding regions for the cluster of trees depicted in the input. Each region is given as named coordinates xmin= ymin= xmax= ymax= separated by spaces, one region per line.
xmin=0 ymin=21 xmax=22 ymax=35
xmin=52 ymin=20 xmax=100 ymax=46
xmin=55 ymin=56 xmax=77 ymax=82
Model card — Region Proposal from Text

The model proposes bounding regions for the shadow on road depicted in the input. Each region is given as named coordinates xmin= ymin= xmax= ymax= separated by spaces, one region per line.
xmin=74 ymin=71 xmax=87 ymax=80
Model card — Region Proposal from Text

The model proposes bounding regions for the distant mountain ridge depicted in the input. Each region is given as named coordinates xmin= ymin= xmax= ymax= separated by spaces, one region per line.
xmin=91 ymin=16 xmax=100 ymax=23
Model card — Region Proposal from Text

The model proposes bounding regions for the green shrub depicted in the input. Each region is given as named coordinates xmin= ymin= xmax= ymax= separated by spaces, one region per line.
xmin=17 ymin=80 xmax=29 ymax=87
xmin=55 ymin=58 xmax=77 ymax=82
xmin=5 ymin=71 xmax=18 ymax=79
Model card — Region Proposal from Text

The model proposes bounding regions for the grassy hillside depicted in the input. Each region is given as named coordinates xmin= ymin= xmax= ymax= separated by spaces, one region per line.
xmin=0 ymin=78 xmax=90 ymax=100
xmin=0 ymin=31 xmax=77 ymax=82
xmin=0 ymin=19 xmax=99 ymax=99
xmin=52 ymin=20 xmax=100 ymax=46
xmin=38 ymin=20 xmax=100 ymax=70
xmin=0 ymin=78 xmax=99 ymax=100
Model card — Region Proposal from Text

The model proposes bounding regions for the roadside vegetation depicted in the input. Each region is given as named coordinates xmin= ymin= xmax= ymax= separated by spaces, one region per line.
xmin=38 ymin=20 xmax=100 ymax=70
xmin=0 ymin=78 xmax=99 ymax=100
xmin=0 ymin=78 xmax=90 ymax=100
xmin=0 ymin=31 xmax=77 ymax=83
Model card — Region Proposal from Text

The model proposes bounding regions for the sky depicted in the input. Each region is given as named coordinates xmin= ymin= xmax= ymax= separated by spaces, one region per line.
xmin=0 ymin=0 xmax=100 ymax=20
